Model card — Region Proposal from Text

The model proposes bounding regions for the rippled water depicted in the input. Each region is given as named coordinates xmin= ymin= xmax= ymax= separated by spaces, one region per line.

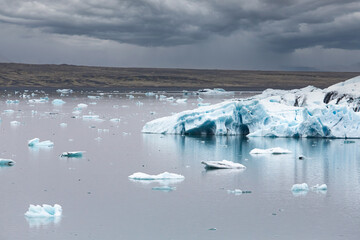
xmin=0 ymin=90 xmax=359 ymax=240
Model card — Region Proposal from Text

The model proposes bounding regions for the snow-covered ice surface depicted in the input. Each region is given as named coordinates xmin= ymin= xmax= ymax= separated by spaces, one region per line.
xmin=143 ymin=76 xmax=360 ymax=138
xmin=201 ymin=160 xmax=246 ymax=169
xmin=28 ymin=138 xmax=54 ymax=147
xmin=25 ymin=204 xmax=62 ymax=217
xmin=128 ymin=172 xmax=185 ymax=180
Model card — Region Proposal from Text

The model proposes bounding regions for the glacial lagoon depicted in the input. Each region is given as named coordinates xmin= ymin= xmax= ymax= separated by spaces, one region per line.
xmin=0 ymin=90 xmax=359 ymax=239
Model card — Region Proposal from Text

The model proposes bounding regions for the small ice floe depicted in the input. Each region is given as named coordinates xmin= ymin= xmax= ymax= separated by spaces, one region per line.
xmin=10 ymin=121 xmax=21 ymax=126
xmin=145 ymin=92 xmax=155 ymax=97
xmin=201 ymin=160 xmax=246 ymax=169
xmin=126 ymin=95 xmax=134 ymax=99
xmin=28 ymin=98 xmax=47 ymax=103
xmin=110 ymin=118 xmax=121 ymax=122
xmin=198 ymin=88 xmax=232 ymax=95
xmin=60 ymin=151 xmax=84 ymax=158
xmin=6 ymin=100 xmax=19 ymax=104
xmin=291 ymin=183 xmax=309 ymax=192
xmin=159 ymin=95 xmax=167 ymax=100
xmin=56 ymin=89 xmax=73 ymax=94
xmin=311 ymin=184 xmax=328 ymax=191
xmin=25 ymin=204 xmax=62 ymax=217
xmin=3 ymin=109 xmax=14 ymax=114
xmin=28 ymin=138 xmax=54 ymax=147
xmin=0 ymin=159 xmax=15 ymax=166
xmin=77 ymin=103 xmax=88 ymax=109
xmin=176 ymin=98 xmax=187 ymax=104
xmin=151 ymin=186 xmax=176 ymax=192
xmin=250 ymin=147 xmax=292 ymax=155
xmin=51 ymin=99 xmax=66 ymax=105
xmin=227 ymin=189 xmax=251 ymax=195
xmin=88 ymin=95 xmax=101 ymax=99
xmin=129 ymin=172 xmax=184 ymax=180
xmin=60 ymin=123 xmax=67 ymax=127
xmin=82 ymin=115 xmax=100 ymax=120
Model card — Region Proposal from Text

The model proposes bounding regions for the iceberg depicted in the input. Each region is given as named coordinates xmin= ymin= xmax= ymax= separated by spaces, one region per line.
xmin=60 ymin=151 xmax=84 ymax=158
xmin=142 ymin=76 xmax=360 ymax=138
xmin=0 ymin=159 xmax=15 ymax=166
xmin=28 ymin=138 xmax=54 ymax=147
xmin=25 ymin=204 xmax=62 ymax=217
xmin=249 ymin=147 xmax=291 ymax=155
xmin=129 ymin=172 xmax=185 ymax=180
xmin=291 ymin=183 xmax=309 ymax=192
xmin=56 ymin=89 xmax=73 ymax=94
xmin=311 ymin=184 xmax=328 ymax=191
xmin=51 ymin=99 xmax=66 ymax=105
xmin=198 ymin=88 xmax=233 ymax=95
xmin=201 ymin=160 xmax=246 ymax=169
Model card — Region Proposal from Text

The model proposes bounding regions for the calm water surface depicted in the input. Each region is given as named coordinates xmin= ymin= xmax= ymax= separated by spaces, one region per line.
xmin=0 ymin=90 xmax=359 ymax=240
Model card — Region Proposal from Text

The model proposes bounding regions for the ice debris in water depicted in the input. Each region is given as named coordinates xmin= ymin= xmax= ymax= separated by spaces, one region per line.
xmin=28 ymin=138 xmax=54 ymax=147
xmin=61 ymin=151 xmax=84 ymax=158
xmin=51 ymin=99 xmax=66 ymax=105
xmin=3 ymin=109 xmax=14 ymax=114
xmin=88 ymin=95 xmax=101 ymax=99
xmin=10 ymin=121 xmax=21 ymax=126
xmin=77 ymin=103 xmax=88 ymax=109
xmin=60 ymin=123 xmax=67 ymax=127
xmin=198 ymin=88 xmax=233 ymax=95
xmin=145 ymin=92 xmax=155 ymax=96
xmin=311 ymin=184 xmax=327 ymax=191
xmin=0 ymin=159 xmax=15 ymax=166
xmin=201 ymin=160 xmax=246 ymax=169
xmin=291 ymin=183 xmax=309 ymax=192
xmin=129 ymin=172 xmax=185 ymax=180
xmin=250 ymin=147 xmax=292 ymax=154
xmin=28 ymin=98 xmax=48 ymax=103
xmin=176 ymin=98 xmax=187 ymax=104
xmin=142 ymin=76 xmax=360 ymax=138
xmin=82 ymin=115 xmax=100 ymax=120
xmin=25 ymin=204 xmax=62 ymax=217
xmin=6 ymin=100 xmax=19 ymax=104
xmin=56 ymin=89 xmax=73 ymax=94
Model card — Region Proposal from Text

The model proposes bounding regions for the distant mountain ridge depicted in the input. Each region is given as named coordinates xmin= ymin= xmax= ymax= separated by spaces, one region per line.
xmin=0 ymin=63 xmax=358 ymax=90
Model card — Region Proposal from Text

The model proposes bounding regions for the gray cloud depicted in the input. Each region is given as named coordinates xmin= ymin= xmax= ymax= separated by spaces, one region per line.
xmin=1 ymin=0 xmax=359 ymax=51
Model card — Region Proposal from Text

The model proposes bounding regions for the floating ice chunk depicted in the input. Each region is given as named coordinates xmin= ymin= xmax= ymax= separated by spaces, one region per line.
xmin=60 ymin=123 xmax=67 ymax=127
xmin=28 ymin=98 xmax=47 ymax=103
xmin=250 ymin=147 xmax=292 ymax=155
xmin=311 ymin=184 xmax=327 ymax=191
xmin=198 ymin=88 xmax=233 ymax=95
xmin=152 ymin=186 xmax=176 ymax=192
xmin=176 ymin=98 xmax=187 ymax=104
xmin=145 ymin=92 xmax=155 ymax=96
xmin=88 ymin=95 xmax=101 ymax=99
xmin=25 ymin=204 xmax=62 ymax=217
xmin=82 ymin=115 xmax=100 ymax=120
xmin=201 ymin=160 xmax=246 ymax=169
xmin=28 ymin=138 xmax=54 ymax=147
xmin=291 ymin=183 xmax=309 ymax=192
xmin=56 ymin=89 xmax=73 ymax=94
xmin=3 ymin=109 xmax=14 ymax=114
xmin=77 ymin=103 xmax=88 ymax=109
xmin=61 ymin=151 xmax=84 ymax=158
xmin=110 ymin=118 xmax=121 ymax=122
xmin=129 ymin=172 xmax=185 ymax=180
xmin=10 ymin=121 xmax=21 ymax=126
xmin=166 ymin=97 xmax=175 ymax=102
xmin=51 ymin=99 xmax=66 ymax=105
xmin=227 ymin=189 xmax=243 ymax=195
xmin=6 ymin=100 xmax=19 ymax=104
xmin=127 ymin=95 xmax=134 ymax=99
xmin=0 ymin=159 xmax=15 ymax=166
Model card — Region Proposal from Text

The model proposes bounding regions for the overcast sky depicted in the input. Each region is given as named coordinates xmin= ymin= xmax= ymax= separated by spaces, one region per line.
xmin=0 ymin=0 xmax=360 ymax=71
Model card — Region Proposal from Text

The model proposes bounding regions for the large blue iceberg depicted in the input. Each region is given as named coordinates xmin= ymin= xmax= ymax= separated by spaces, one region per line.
xmin=142 ymin=76 xmax=360 ymax=138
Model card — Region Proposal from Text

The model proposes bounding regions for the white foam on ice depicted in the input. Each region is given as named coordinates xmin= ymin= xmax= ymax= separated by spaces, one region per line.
xmin=201 ymin=160 xmax=246 ymax=169
xmin=142 ymin=76 xmax=360 ymax=138
xmin=250 ymin=147 xmax=292 ymax=154
xmin=25 ymin=204 xmax=62 ymax=217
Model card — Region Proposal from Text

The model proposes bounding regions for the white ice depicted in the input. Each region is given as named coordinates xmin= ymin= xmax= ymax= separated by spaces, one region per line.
xmin=311 ymin=184 xmax=328 ymax=191
xmin=77 ymin=103 xmax=88 ymax=109
xmin=10 ymin=121 xmax=21 ymax=126
xmin=61 ymin=151 xmax=84 ymax=158
xmin=198 ymin=88 xmax=233 ymax=95
xmin=28 ymin=138 xmax=54 ymax=147
xmin=201 ymin=160 xmax=246 ymax=169
xmin=51 ymin=99 xmax=66 ymax=105
xmin=6 ymin=100 xmax=19 ymax=104
xmin=142 ymin=76 xmax=360 ymax=138
xmin=56 ymin=89 xmax=73 ymax=94
xmin=176 ymin=98 xmax=188 ymax=104
xmin=129 ymin=172 xmax=185 ymax=180
xmin=250 ymin=147 xmax=292 ymax=154
xmin=25 ymin=204 xmax=62 ymax=217
xmin=291 ymin=183 xmax=309 ymax=192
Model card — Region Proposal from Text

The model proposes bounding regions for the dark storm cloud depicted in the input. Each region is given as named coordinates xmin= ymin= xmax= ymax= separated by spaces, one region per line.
xmin=0 ymin=0 xmax=359 ymax=51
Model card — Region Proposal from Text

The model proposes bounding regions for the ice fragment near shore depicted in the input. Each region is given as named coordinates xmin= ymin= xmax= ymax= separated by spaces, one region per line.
xmin=25 ymin=204 xmax=62 ymax=217
xmin=250 ymin=147 xmax=291 ymax=155
xmin=28 ymin=138 xmax=54 ymax=147
xmin=0 ymin=159 xmax=15 ymax=166
xmin=201 ymin=160 xmax=246 ymax=169
xmin=129 ymin=172 xmax=185 ymax=180
xmin=143 ymin=76 xmax=360 ymax=138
